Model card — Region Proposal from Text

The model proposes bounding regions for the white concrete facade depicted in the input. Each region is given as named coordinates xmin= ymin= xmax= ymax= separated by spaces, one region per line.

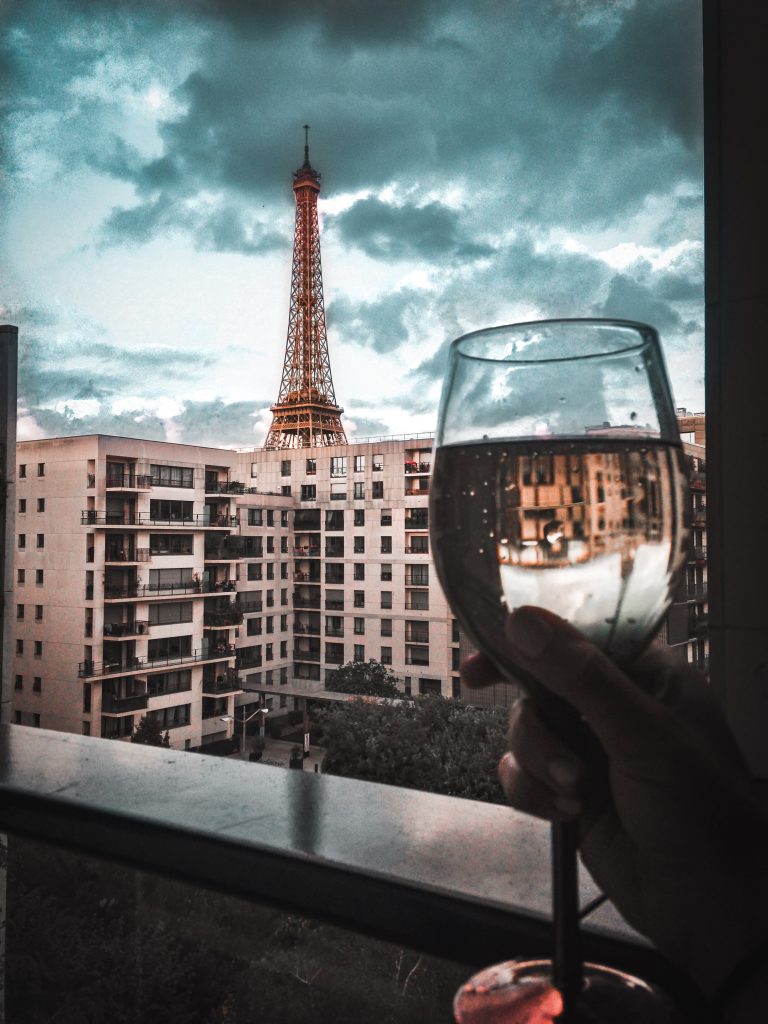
xmin=11 ymin=433 xmax=461 ymax=748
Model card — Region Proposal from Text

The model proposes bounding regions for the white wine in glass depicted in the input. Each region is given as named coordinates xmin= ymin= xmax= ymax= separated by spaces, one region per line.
xmin=430 ymin=319 xmax=689 ymax=1023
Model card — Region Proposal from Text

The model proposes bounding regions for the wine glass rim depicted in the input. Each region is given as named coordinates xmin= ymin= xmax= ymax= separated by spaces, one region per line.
xmin=452 ymin=317 xmax=656 ymax=364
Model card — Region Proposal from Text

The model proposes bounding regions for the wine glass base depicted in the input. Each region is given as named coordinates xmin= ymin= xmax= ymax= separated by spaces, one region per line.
xmin=453 ymin=959 xmax=681 ymax=1024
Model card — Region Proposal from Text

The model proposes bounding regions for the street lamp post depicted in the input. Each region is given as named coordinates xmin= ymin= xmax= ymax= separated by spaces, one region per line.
xmin=220 ymin=706 xmax=269 ymax=758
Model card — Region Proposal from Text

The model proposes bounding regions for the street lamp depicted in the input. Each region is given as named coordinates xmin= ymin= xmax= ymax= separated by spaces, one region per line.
xmin=220 ymin=706 xmax=269 ymax=758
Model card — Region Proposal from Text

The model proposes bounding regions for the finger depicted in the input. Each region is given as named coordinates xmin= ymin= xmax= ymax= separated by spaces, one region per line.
xmin=498 ymin=752 xmax=583 ymax=821
xmin=507 ymin=698 xmax=586 ymax=797
xmin=460 ymin=651 xmax=500 ymax=689
xmin=503 ymin=606 xmax=663 ymax=758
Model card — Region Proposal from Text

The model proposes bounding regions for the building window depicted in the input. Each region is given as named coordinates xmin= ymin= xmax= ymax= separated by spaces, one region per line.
xmin=354 ymin=644 xmax=365 ymax=662
xmin=408 ymin=535 xmax=429 ymax=555
xmin=404 ymin=676 xmax=412 ymax=696
xmin=326 ymin=564 xmax=344 ymax=584
xmin=354 ymin=509 xmax=365 ymax=527
xmin=265 ymin=644 xmax=273 ymax=661
xmin=419 ymin=678 xmax=441 ymax=696
xmin=82 ymin=722 xmax=91 ymax=736
xmin=381 ymin=509 xmax=392 ymax=526
xmin=248 ymin=508 xmax=263 ymax=526
xmin=381 ymin=647 xmax=392 ymax=665
xmin=325 ymin=643 xmax=344 ymax=665
xmin=406 ymin=590 xmax=429 ymax=610
xmin=354 ymin=590 xmax=365 ymax=608
xmin=281 ymin=511 xmax=289 ymax=527
xmin=372 ymin=481 xmax=384 ymax=499
xmin=150 ymin=464 xmax=194 ymax=488
xmin=37 ymin=498 xmax=45 ymax=513
xmin=18 ymin=534 xmax=25 ymax=549
xmin=14 ymin=675 xmax=22 ymax=691
xmin=381 ymin=564 xmax=393 ymax=582
xmin=33 ymin=677 xmax=42 ymax=693
xmin=353 ymin=482 xmax=365 ymax=499
xmin=326 ymin=615 xmax=344 ymax=637
xmin=16 ymin=604 xmax=24 ymax=620
xmin=150 ymin=534 xmax=194 ymax=556
xmin=18 ymin=464 xmax=26 ymax=479
xmin=36 ymin=534 xmax=44 ymax=549
xmin=83 ymin=683 xmax=91 ymax=712
xmin=452 ymin=648 xmax=461 ymax=671
xmin=281 ymin=460 xmax=291 ymax=476
xmin=280 ymin=640 xmax=287 ymax=658
xmin=325 ymin=509 xmax=344 ymax=531
xmin=301 ymin=484 xmax=316 ymax=501
xmin=250 ymin=462 xmax=258 ymax=478
xmin=326 ymin=536 xmax=344 ymax=557
xmin=354 ymin=564 xmax=365 ymax=581
xmin=266 ymin=616 xmax=274 ymax=633
xmin=15 ymin=639 xmax=23 ymax=655
xmin=452 ymin=619 xmax=460 ymax=643
xmin=17 ymin=569 xmax=25 ymax=585
xmin=381 ymin=619 xmax=392 ymax=637
xmin=406 ymin=566 xmax=430 ymax=586
xmin=281 ymin=588 xmax=288 ymax=605
xmin=148 ymin=602 xmax=193 ymax=626
xmin=267 ymin=536 xmax=275 ymax=554
xmin=35 ymin=605 xmax=43 ymax=621
xmin=406 ymin=646 xmax=430 ymax=666
xmin=354 ymin=455 xmax=365 ymax=472
xmin=330 ymin=483 xmax=347 ymax=501
xmin=381 ymin=536 xmax=392 ymax=553
xmin=381 ymin=592 xmax=392 ymax=609
xmin=279 ymin=694 xmax=287 ymax=708
xmin=280 ymin=666 xmax=288 ymax=685
xmin=247 ymin=618 xmax=262 ymax=636
xmin=280 ymin=614 xmax=288 ymax=631
xmin=372 ymin=455 xmax=383 ymax=472
xmin=267 ymin=511 xmax=274 ymax=527
xmin=306 ymin=458 xmax=316 ymax=475
xmin=247 ymin=563 xmax=263 ymax=582
xmin=407 ymin=620 xmax=430 ymax=644
xmin=266 ymin=591 xmax=274 ymax=607
xmin=34 ymin=641 xmax=43 ymax=657
xmin=354 ymin=617 xmax=365 ymax=635
xmin=281 ymin=485 xmax=292 ymax=497
xmin=330 ymin=456 xmax=347 ymax=478
xmin=18 ymin=499 xmax=26 ymax=514
xmin=37 ymin=463 xmax=45 ymax=477
xmin=33 ymin=714 xmax=41 ymax=728
xmin=280 ymin=563 xmax=288 ymax=579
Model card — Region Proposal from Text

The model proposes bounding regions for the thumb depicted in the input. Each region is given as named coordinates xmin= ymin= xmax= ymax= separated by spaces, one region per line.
xmin=503 ymin=606 xmax=662 ymax=758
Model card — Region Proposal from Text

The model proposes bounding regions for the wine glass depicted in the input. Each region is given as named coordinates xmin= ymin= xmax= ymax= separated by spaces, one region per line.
xmin=429 ymin=319 xmax=690 ymax=1023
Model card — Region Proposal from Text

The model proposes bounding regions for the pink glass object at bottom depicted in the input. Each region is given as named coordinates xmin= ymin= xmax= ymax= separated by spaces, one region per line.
xmin=453 ymin=959 xmax=681 ymax=1024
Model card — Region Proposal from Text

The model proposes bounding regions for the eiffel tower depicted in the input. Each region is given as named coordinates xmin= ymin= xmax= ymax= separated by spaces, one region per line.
xmin=263 ymin=128 xmax=347 ymax=449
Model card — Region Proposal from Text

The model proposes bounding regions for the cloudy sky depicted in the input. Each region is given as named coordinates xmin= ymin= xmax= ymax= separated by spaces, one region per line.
xmin=1 ymin=0 xmax=704 ymax=448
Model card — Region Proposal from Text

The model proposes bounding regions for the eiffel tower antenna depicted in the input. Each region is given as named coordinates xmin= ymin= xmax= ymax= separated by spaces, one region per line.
xmin=263 ymin=128 xmax=347 ymax=449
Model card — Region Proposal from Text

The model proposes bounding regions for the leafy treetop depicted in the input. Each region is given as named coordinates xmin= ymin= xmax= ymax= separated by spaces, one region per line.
xmin=325 ymin=659 xmax=402 ymax=699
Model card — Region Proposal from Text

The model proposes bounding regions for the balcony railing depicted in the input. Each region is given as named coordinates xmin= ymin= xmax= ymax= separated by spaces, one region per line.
xmin=293 ymin=648 xmax=321 ymax=662
xmin=79 ymin=646 xmax=234 ymax=678
xmin=294 ymin=624 xmax=320 ymax=635
xmin=404 ymin=515 xmax=429 ymax=530
xmin=204 ymin=609 xmax=244 ymax=627
xmin=101 ymin=692 xmax=148 ymax=714
xmin=404 ymin=461 xmax=431 ymax=475
xmin=293 ymin=571 xmax=321 ymax=583
xmin=105 ymin=473 xmax=154 ymax=489
xmin=236 ymin=597 xmax=263 ymax=614
xmin=104 ymin=580 xmax=230 ymax=599
xmin=293 ymin=546 xmax=321 ymax=557
xmin=685 ymin=583 xmax=708 ymax=600
xmin=690 ymin=471 xmax=706 ymax=490
xmin=105 ymin=547 xmax=151 ymax=563
xmin=204 ymin=481 xmax=258 ymax=495
xmin=103 ymin=621 xmax=149 ymax=637
xmin=202 ymin=668 xmax=241 ymax=693
xmin=691 ymin=545 xmax=707 ymax=561
xmin=293 ymin=592 xmax=321 ymax=609
xmin=324 ymin=598 xmax=344 ymax=611
xmin=81 ymin=511 xmax=239 ymax=527
xmin=325 ymin=628 xmax=344 ymax=638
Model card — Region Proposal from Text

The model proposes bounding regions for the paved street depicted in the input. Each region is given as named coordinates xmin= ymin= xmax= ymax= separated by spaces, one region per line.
xmin=232 ymin=735 xmax=326 ymax=773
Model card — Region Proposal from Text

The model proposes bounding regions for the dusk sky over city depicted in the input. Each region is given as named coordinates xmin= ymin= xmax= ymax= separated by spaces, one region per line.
xmin=1 ymin=0 xmax=703 ymax=448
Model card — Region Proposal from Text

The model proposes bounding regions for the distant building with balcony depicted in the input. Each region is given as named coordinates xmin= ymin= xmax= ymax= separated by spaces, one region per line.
xmin=11 ymin=423 xmax=706 ymax=745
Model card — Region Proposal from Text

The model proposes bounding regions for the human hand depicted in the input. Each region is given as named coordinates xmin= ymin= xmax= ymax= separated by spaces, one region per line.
xmin=461 ymin=605 xmax=768 ymax=998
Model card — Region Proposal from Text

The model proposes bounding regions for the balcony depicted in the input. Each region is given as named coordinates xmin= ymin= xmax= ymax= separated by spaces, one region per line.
xmin=690 ymin=471 xmax=706 ymax=491
xmin=685 ymin=583 xmax=708 ymax=601
xmin=325 ymin=628 xmax=344 ymax=638
xmin=324 ymin=597 xmax=344 ymax=611
xmin=404 ymin=460 xmax=431 ymax=475
xmin=293 ymin=591 xmax=321 ymax=609
xmin=81 ymin=511 xmax=239 ymax=529
xmin=405 ymin=650 xmax=430 ymax=666
xmin=105 ymin=546 xmax=151 ymax=564
xmin=101 ymin=692 xmax=149 ymax=714
xmin=293 ymin=648 xmax=321 ymax=662
xmin=204 ymin=608 xmax=244 ymax=627
xmin=104 ymin=580 xmax=227 ymax=600
xmin=405 ymin=573 xmax=430 ymax=588
xmin=690 ymin=545 xmax=707 ymax=562
xmin=79 ymin=647 xmax=234 ymax=679
xmin=105 ymin=473 xmax=153 ymax=490
xmin=692 ymin=506 xmax=707 ymax=525
xmin=293 ymin=545 xmax=321 ymax=557
xmin=204 ymin=481 xmax=258 ymax=496
xmin=236 ymin=597 xmax=263 ymax=615
xmin=294 ymin=623 xmax=320 ymax=636
xmin=404 ymin=514 xmax=429 ymax=531
xmin=293 ymin=570 xmax=321 ymax=583
xmin=202 ymin=668 xmax=241 ymax=694
xmin=405 ymin=480 xmax=430 ymax=497
xmin=103 ymin=621 xmax=149 ymax=638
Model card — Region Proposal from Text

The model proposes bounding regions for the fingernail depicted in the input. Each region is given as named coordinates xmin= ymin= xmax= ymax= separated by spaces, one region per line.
xmin=548 ymin=758 xmax=580 ymax=789
xmin=555 ymin=795 xmax=582 ymax=817
xmin=506 ymin=607 xmax=553 ymax=659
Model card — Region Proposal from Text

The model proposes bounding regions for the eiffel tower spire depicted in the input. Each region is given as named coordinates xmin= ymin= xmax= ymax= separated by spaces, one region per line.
xmin=264 ymin=127 xmax=347 ymax=450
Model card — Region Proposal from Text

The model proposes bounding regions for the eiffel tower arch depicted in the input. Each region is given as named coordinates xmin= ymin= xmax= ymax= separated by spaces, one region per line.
xmin=264 ymin=128 xmax=347 ymax=450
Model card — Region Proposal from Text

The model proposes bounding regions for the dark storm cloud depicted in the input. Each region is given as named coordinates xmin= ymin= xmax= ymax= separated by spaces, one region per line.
xmin=171 ymin=398 xmax=267 ymax=446
xmin=28 ymin=405 xmax=169 ymax=442
xmin=346 ymin=416 xmax=393 ymax=438
xmin=329 ymin=197 xmax=492 ymax=261
xmin=600 ymin=274 xmax=682 ymax=333
xmin=18 ymin=0 xmax=702 ymax=250
xmin=17 ymin=330 xmax=216 ymax=406
xmin=329 ymin=289 xmax=426 ymax=353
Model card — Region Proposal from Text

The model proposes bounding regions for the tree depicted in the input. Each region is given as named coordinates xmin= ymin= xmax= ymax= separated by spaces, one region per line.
xmin=325 ymin=659 xmax=403 ymax=699
xmin=131 ymin=715 xmax=170 ymax=747
xmin=317 ymin=695 xmax=508 ymax=804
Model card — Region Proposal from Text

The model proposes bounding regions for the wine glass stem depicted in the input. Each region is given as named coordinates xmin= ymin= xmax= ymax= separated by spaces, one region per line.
xmin=552 ymin=820 xmax=583 ymax=1020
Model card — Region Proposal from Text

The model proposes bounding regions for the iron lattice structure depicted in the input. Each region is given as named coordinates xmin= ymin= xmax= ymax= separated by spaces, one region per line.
xmin=264 ymin=130 xmax=346 ymax=450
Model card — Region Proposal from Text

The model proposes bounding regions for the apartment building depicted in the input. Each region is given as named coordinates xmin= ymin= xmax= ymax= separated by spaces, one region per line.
xmin=11 ymin=432 xmax=458 ymax=748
